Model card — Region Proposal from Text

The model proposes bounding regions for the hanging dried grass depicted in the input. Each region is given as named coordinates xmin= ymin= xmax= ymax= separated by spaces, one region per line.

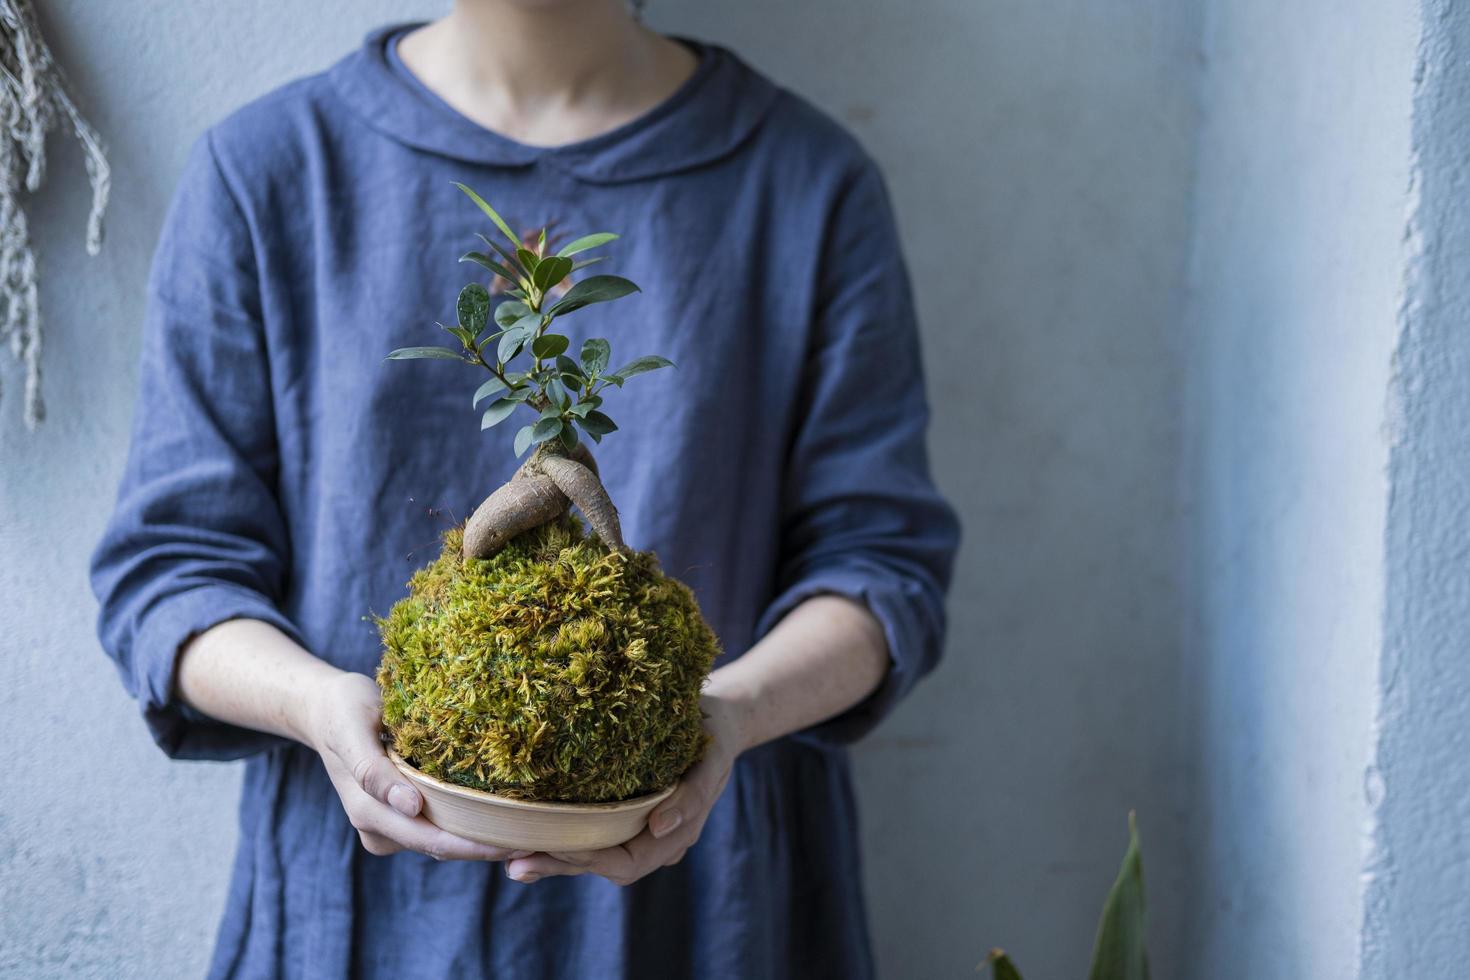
xmin=1 ymin=0 xmax=109 ymax=429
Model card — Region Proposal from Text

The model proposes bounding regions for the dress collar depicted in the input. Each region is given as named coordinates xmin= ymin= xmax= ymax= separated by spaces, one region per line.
xmin=327 ymin=22 xmax=780 ymax=184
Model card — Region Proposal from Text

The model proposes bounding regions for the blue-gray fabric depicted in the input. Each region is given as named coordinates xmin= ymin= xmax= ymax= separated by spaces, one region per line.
xmin=89 ymin=23 xmax=960 ymax=980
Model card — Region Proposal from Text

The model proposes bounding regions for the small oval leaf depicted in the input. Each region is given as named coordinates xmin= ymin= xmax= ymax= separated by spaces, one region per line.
xmin=385 ymin=346 xmax=464 ymax=361
xmin=472 ymin=377 xmax=507 ymax=407
xmin=581 ymin=337 xmax=611 ymax=378
xmin=457 ymin=283 xmax=490 ymax=335
xmin=549 ymin=275 xmax=641 ymax=317
xmin=513 ymin=424 xmax=535 ymax=457
xmin=607 ymin=355 xmax=674 ymax=382
xmin=577 ymin=410 xmax=618 ymax=437
xmin=481 ymin=398 xmax=518 ymax=429
xmin=532 ymin=333 xmax=570 ymax=359
xmin=530 ymin=416 xmax=563 ymax=445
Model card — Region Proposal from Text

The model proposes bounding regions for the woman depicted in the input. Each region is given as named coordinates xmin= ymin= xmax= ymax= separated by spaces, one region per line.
xmin=89 ymin=2 xmax=959 ymax=977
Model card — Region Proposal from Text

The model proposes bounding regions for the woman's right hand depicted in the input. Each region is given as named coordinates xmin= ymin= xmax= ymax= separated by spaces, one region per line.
xmin=303 ymin=670 xmax=525 ymax=862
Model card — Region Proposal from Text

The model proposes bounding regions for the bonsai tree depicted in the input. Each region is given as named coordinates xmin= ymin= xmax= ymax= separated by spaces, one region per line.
xmin=374 ymin=184 xmax=718 ymax=803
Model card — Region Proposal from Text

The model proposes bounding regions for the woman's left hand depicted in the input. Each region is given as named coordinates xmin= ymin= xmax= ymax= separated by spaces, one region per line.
xmin=505 ymin=692 xmax=751 ymax=886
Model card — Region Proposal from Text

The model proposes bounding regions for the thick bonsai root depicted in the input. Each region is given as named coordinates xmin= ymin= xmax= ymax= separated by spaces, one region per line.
xmin=461 ymin=443 xmax=625 ymax=560
xmin=538 ymin=454 xmax=624 ymax=553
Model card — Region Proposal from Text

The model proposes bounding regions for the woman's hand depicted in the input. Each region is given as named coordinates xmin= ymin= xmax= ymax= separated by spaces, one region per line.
xmin=504 ymin=691 xmax=753 ymax=886
xmin=304 ymin=670 xmax=527 ymax=862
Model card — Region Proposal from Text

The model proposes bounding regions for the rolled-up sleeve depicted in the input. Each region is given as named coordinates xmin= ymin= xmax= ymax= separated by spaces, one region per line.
xmin=88 ymin=131 xmax=302 ymax=761
xmin=756 ymin=157 xmax=962 ymax=747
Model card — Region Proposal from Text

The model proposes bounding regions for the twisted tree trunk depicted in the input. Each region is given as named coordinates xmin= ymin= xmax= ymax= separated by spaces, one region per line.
xmin=462 ymin=442 xmax=625 ymax=560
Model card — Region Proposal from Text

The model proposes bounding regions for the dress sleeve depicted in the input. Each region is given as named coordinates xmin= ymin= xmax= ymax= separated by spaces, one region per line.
xmin=755 ymin=158 xmax=962 ymax=747
xmin=88 ymin=131 xmax=304 ymax=761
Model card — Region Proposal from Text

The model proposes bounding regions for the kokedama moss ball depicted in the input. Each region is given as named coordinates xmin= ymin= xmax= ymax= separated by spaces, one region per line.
xmin=376 ymin=515 xmax=719 ymax=803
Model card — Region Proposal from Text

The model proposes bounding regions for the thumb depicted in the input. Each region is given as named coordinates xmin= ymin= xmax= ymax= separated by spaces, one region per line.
xmin=341 ymin=725 xmax=422 ymax=818
xmin=648 ymin=758 xmax=721 ymax=840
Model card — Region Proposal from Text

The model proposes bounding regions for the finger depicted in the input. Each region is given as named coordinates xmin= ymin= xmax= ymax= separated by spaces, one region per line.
xmin=649 ymin=758 xmax=725 ymax=839
xmin=509 ymin=842 xmax=635 ymax=882
xmin=357 ymin=830 xmax=402 ymax=857
xmin=331 ymin=722 xmax=422 ymax=818
xmin=370 ymin=807 xmax=525 ymax=862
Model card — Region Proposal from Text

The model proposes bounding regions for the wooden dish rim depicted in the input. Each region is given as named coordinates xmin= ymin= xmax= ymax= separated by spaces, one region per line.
xmin=388 ymin=748 xmax=677 ymax=814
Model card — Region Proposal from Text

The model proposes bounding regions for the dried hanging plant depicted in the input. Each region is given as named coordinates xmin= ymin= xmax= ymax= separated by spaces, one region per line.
xmin=1 ymin=0 xmax=109 ymax=429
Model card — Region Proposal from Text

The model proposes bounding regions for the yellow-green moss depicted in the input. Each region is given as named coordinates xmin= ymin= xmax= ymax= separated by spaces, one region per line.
xmin=375 ymin=515 xmax=718 ymax=803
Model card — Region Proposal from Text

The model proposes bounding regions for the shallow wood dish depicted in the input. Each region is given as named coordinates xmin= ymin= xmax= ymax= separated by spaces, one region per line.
xmin=388 ymin=749 xmax=676 ymax=852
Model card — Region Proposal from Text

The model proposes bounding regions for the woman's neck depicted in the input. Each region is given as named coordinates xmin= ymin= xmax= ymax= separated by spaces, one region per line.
xmin=396 ymin=0 xmax=698 ymax=148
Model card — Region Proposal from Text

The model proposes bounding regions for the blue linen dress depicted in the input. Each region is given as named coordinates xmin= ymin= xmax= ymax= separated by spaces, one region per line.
xmin=89 ymin=22 xmax=960 ymax=980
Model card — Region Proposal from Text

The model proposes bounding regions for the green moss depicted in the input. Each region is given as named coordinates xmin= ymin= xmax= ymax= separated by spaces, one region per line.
xmin=376 ymin=515 xmax=719 ymax=803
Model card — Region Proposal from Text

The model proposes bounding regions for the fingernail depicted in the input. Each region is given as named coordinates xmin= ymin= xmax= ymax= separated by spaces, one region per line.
xmin=513 ymin=871 xmax=539 ymax=884
xmin=387 ymin=784 xmax=419 ymax=817
xmin=650 ymin=810 xmax=682 ymax=839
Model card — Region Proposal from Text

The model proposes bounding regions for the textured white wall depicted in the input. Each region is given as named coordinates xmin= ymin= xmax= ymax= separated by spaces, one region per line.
xmin=0 ymin=2 xmax=1201 ymax=978
xmin=1182 ymin=1 xmax=1420 ymax=978
xmin=1362 ymin=1 xmax=1470 ymax=974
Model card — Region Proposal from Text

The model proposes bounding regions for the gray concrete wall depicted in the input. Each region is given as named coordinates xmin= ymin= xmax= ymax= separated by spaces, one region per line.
xmin=652 ymin=4 xmax=1199 ymax=977
xmin=2 ymin=2 xmax=1201 ymax=977
xmin=1182 ymin=1 xmax=1420 ymax=978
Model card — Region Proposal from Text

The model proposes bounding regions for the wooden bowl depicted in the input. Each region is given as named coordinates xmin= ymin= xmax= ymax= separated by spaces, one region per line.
xmin=388 ymin=749 xmax=676 ymax=852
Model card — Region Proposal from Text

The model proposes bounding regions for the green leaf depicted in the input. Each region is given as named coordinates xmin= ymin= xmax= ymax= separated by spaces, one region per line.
xmin=513 ymin=424 xmax=535 ymax=457
xmin=442 ymin=323 xmax=473 ymax=347
xmin=481 ymin=236 xmax=530 ymax=278
xmin=460 ymin=252 xmax=523 ymax=286
xmin=457 ymin=283 xmax=490 ymax=335
xmin=556 ymin=232 xmax=618 ymax=257
xmin=1086 ymin=813 xmax=1150 ymax=980
xmin=577 ymin=410 xmax=618 ymax=437
xmin=472 ymin=377 xmax=507 ymax=407
xmin=556 ymin=354 xmax=586 ymax=384
xmin=570 ymin=256 xmax=606 ymax=272
xmin=606 ymin=354 xmax=674 ymax=383
xmin=516 ymin=247 xmax=541 ymax=276
xmin=480 ymin=398 xmax=518 ymax=429
xmin=498 ymin=319 xmax=537 ymax=363
xmin=545 ymin=377 xmax=571 ymax=410
xmin=532 ymin=333 xmax=570 ymax=359
xmin=581 ymin=337 xmax=611 ymax=377
xmin=495 ymin=300 xmax=531 ymax=328
xmin=534 ymin=255 xmax=574 ymax=292
xmin=982 ymin=950 xmax=1025 ymax=980
xmin=454 ymin=182 xmax=522 ymax=247
xmin=530 ymin=416 xmax=563 ymax=445
xmin=559 ymin=423 xmax=579 ymax=452
xmin=385 ymin=346 xmax=465 ymax=361
xmin=566 ymin=398 xmax=601 ymax=418
xmin=549 ymin=275 xmax=641 ymax=317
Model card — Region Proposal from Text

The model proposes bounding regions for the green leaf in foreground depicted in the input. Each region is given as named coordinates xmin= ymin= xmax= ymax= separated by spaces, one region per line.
xmin=530 ymin=416 xmax=563 ymax=445
xmin=513 ymin=424 xmax=535 ymax=457
xmin=981 ymin=949 xmax=1025 ymax=980
xmin=457 ymin=283 xmax=490 ymax=335
xmin=386 ymin=346 xmax=465 ymax=361
xmin=454 ymin=182 xmax=522 ymax=247
xmin=481 ymin=398 xmax=518 ymax=429
xmin=581 ymin=337 xmax=611 ymax=378
xmin=606 ymin=355 xmax=673 ymax=384
xmin=549 ymin=275 xmax=640 ymax=317
xmin=472 ymin=377 xmax=507 ymax=407
xmin=556 ymin=232 xmax=618 ymax=257
xmin=1087 ymin=812 xmax=1149 ymax=980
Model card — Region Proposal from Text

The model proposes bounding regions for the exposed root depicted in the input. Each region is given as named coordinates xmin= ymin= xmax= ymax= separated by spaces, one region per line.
xmin=461 ymin=442 xmax=625 ymax=560
xmin=539 ymin=454 xmax=624 ymax=552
